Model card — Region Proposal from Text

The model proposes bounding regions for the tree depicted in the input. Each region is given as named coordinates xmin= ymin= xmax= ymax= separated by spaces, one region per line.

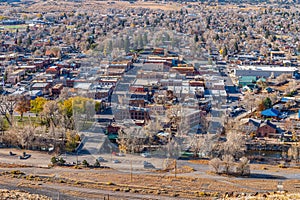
xmin=143 ymin=32 xmax=148 ymax=46
xmin=41 ymin=100 xmax=60 ymax=127
xmin=242 ymin=93 xmax=257 ymax=112
xmin=262 ymin=97 xmax=272 ymax=110
xmin=265 ymin=29 xmax=270 ymax=38
xmin=236 ymin=157 xmax=250 ymax=176
xmin=209 ymin=158 xmax=222 ymax=174
xmin=222 ymin=154 xmax=234 ymax=174
xmin=95 ymin=101 xmax=102 ymax=113
xmin=124 ymin=36 xmax=130 ymax=53
xmin=194 ymin=34 xmax=199 ymax=43
xmin=191 ymin=134 xmax=216 ymax=158
xmin=58 ymin=88 xmax=72 ymax=101
xmin=65 ymin=131 xmax=80 ymax=152
xmin=0 ymin=95 xmax=18 ymax=126
xmin=15 ymin=96 xmax=30 ymax=120
xmin=30 ymin=97 xmax=47 ymax=115
xmin=27 ymin=35 xmax=32 ymax=47
xmin=234 ymin=42 xmax=239 ymax=52
xmin=218 ymin=130 xmax=246 ymax=160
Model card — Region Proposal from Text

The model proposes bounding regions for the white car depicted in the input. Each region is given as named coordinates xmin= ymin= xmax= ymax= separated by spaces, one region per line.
xmin=141 ymin=153 xmax=151 ymax=158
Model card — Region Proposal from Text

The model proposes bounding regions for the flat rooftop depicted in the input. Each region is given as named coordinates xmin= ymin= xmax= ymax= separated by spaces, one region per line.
xmin=237 ymin=65 xmax=297 ymax=72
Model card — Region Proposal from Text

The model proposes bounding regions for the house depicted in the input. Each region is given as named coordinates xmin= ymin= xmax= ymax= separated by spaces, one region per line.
xmin=7 ymin=69 xmax=26 ymax=84
xmin=108 ymin=61 xmax=132 ymax=72
xmin=129 ymin=99 xmax=146 ymax=107
xmin=261 ymin=108 xmax=280 ymax=118
xmin=256 ymin=120 xmax=277 ymax=137
xmin=51 ymin=83 xmax=63 ymax=96
xmin=114 ymin=106 xmax=150 ymax=123
xmin=107 ymin=123 xmax=121 ymax=134
xmin=241 ymin=118 xmax=261 ymax=135
xmin=19 ymin=65 xmax=38 ymax=73
xmin=146 ymin=104 xmax=166 ymax=115
xmin=26 ymin=90 xmax=43 ymax=100
xmin=31 ymin=82 xmax=51 ymax=95
xmin=46 ymin=66 xmax=60 ymax=77
xmin=238 ymin=76 xmax=257 ymax=87
xmin=94 ymin=87 xmax=113 ymax=100
xmin=270 ymin=51 xmax=285 ymax=60
xmin=97 ymin=78 xmax=118 ymax=86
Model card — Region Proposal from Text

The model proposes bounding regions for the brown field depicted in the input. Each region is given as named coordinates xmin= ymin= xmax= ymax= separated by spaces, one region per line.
xmin=128 ymin=2 xmax=181 ymax=11
xmin=1 ymin=162 xmax=300 ymax=199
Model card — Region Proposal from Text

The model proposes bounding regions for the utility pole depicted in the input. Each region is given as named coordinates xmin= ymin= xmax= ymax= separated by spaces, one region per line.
xmin=130 ymin=160 xmax=133 ymax=182
xmin=76 ymin=151 xmax=78 ymax=166
xmin=174 ymin=160 xmax=177 ymax=178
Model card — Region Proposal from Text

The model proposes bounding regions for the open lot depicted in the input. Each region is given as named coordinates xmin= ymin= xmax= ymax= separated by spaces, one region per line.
xmin=0 ymin=148 xmax=300 ymax=199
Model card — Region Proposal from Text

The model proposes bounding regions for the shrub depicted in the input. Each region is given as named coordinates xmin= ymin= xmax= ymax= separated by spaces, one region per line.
xmin=10 ymin=170 xmax=24 ymax=175
xmin=278 ymin=164 xmax=287 ymax=168
xmin=94 ymin=159 xmax=100 ymax=167
xmin=51 ymin=157 xmax=58 ymax=165
xmin=58 ymin=157 xmax=66 ymax=166
xmin=82 ymin=160 xmax=89 ymax=167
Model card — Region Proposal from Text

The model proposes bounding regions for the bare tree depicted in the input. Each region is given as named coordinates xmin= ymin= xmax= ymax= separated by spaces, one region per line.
xmin=0 ymin=95 xmax=18 ymax=126
xmin=190 ymin=134 xmax=215 ymax=158
xmin=221 ymin=131 xmax=246 ymax=160
xmin=222 ymin=154 xmax=234 ymax=174
xmin=236 ymin=157 xmax=250 ymax=176
xmin=41 ymin=100 xmax=60 ymax=127
xmin=59 ymin=87 xmax=72 ymax=101
xmin=209 ymin=157 xmax=222 ymax=174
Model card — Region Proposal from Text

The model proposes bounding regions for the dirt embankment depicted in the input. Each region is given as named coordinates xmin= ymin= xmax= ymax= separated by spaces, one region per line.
xmin=0 ymin=189 xmax=51 ymax=200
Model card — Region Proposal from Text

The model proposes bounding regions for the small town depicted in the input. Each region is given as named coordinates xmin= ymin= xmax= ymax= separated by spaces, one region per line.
xmin=0 ymin=0 xmax=300 ymax=199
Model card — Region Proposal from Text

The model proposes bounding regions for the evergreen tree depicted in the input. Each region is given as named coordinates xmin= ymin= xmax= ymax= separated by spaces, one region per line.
xmin=124 ymin=36 xmax=130 ymax=53
xmin=143 ymin=32 xmax=148 ymax=46
xmin=27 ymin=35 xmax=32 ymax=46
xmin=222 ymin=46 xmax=228 ymax=57
xmin=234 ymin=42 xmax=239 ymax=52
xmin=194 ymin=34 xmax=199 ymax=43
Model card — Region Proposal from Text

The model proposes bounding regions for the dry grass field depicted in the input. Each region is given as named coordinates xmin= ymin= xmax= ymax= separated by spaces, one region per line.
xmin=1 ymin=163 xmax=300 ymax=199
xmin=128 ymin=2 xmax=181 ymax=11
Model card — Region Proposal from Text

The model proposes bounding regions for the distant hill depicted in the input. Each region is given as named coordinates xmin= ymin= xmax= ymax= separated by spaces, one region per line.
xmin=0 ymin=0 xmax=21 ymax=3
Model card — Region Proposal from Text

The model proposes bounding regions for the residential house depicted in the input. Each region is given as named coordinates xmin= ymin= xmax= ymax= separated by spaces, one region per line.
xmin=31 ymin=82 xmax=51 ymax=95
xmin=256 ymin=120 xmax=277 ymax=137
xmin=51 ymin=83 xmax=63 ymax=96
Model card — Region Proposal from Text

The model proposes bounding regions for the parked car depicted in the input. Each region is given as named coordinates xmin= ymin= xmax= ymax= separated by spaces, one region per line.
xmin=112 ymin=159 xmax=121 ymax=164
xmin=116 ymin=153 xmax=125 ymax=157
xmin=141 ymin=153 xmax=151 ymax=158
xmin=143 ymin=161 xmax=155 ymax=169
xmin=19 ymin=153 xmax=31 ymax=160
xmin=97 ymin=157 xmax=108 ymax=162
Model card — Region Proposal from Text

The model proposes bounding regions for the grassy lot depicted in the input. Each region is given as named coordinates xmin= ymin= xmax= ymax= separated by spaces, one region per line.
xmin=14 ymin=116 xmax=40 ymax=127
xmin=0 ymin=24 xmax=27 ymax=29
